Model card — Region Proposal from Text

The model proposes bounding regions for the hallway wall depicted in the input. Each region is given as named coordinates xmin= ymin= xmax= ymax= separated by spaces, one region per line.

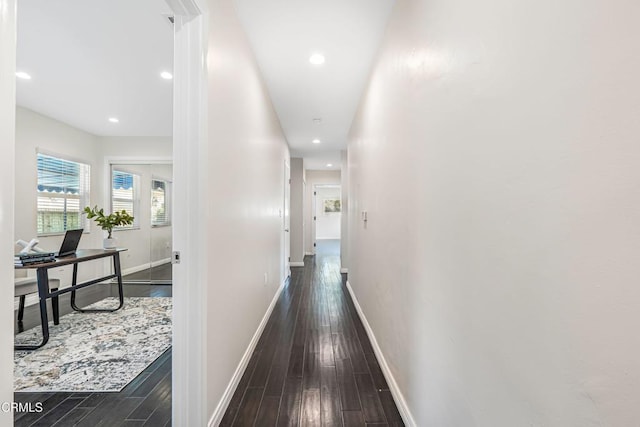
xmin=348 ymin=0 xmax=640 ymax=425
xmin=204 ymin=0 xmax=290 ymax=420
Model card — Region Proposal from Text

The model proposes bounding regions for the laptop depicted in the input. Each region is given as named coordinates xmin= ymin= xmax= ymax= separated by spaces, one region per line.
xmin=56 ymin=229 xmax=83 ymax=257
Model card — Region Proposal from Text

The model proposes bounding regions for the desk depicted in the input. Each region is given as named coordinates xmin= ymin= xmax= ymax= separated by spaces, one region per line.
xmin=14 ymin=249 xmax=127 ymax=350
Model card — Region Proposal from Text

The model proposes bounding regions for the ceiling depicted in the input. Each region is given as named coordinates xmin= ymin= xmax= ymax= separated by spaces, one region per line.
xmin=16 ymin=0 xmax=395 ymax=169
xmin=16 ymin=0 xmax=174 ymax=137
xmin=235 ymin=0 xmax=395 ymax=170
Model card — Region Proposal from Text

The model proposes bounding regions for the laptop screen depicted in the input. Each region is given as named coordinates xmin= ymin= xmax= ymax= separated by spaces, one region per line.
xmin=57 ymin=229 xmax=83 ymax=257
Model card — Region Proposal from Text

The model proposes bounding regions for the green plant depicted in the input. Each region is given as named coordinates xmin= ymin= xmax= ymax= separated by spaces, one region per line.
xmin=83 ymin=206 xmax=134 ymax=238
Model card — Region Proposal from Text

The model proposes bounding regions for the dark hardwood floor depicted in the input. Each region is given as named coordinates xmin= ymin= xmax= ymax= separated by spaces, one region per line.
xmin=221 ymin=241 xmax=404 ymax=426
xmin=14 ymin=284 xmax=172 ymax=427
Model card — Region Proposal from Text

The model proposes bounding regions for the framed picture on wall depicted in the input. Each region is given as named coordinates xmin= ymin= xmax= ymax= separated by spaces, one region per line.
xmin=323 ymin=198 xmax=341 ymax=213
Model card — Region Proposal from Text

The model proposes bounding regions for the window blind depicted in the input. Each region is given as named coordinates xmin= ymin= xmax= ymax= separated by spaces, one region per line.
xmin=37 ymin=153 xmax=90 ymax=234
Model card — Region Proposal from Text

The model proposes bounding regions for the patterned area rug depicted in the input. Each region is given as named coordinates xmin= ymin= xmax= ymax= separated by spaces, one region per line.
xmin=14 ymin=297 xmax=172 ymax=392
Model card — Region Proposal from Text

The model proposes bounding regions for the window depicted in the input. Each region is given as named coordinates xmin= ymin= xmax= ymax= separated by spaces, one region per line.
xmin=151 ymin=179 xmax=171 ymax=226
xmin=111 ymin=170 xmax=140 ymax=228
xmin=37 ymin=153 xmax=90 ymax=235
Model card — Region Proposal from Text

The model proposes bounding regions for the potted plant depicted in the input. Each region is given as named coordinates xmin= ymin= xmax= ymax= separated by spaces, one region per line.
xmin=83 ymin=206 xmax=134 ymax=249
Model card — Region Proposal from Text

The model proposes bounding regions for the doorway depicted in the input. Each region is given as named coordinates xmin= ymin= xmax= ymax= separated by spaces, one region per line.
xmin=313 ymin=184 xmax=342 ymax=257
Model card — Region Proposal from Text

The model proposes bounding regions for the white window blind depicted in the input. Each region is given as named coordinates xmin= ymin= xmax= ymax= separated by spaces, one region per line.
xmin=111 ymin=170 xmax=139 ymax=228
xmin=37 ymin=153 xmax=90 ymax=235
xmin=151 ymin=179 xmax=171 ymax=226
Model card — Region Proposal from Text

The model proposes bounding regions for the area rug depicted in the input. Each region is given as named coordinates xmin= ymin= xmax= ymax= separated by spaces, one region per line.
xmin=14 ymin=297 xmax=172 ymax=392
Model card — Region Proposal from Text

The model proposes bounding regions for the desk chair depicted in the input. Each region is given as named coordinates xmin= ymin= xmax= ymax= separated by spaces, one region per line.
xmin=15 ymin=277 xmax=60 ymax=325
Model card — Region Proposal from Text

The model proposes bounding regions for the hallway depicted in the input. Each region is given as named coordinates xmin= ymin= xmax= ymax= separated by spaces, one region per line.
xmin=221 ymin=241 xmax=403 ymax=426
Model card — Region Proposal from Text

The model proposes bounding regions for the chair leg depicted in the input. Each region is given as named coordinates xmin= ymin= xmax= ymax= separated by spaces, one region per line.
xmin=51 ymin=289 xmax=59 ymax=325
xmin=17 ymin=296 xmax=26 ymax=322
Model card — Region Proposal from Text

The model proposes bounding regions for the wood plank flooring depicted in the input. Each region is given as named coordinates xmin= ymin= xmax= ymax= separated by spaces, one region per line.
xmin=14 ymin=284 xmax=172 ymax=427
xmin=221 ymin=241 xmax=404 ymax=426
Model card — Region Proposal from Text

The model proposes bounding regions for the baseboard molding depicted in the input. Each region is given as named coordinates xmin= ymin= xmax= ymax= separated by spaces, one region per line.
xmin=121 ymin=263 xmax=151 ymax=276
xmin=208 ymin=276 xmax=289 ymax=426
xmin=151 ymin=258 xmax=171 ymax=268
xmin=340 ymin=267 xmax=348 ymax=274
xmin=345 ymin=280 xmax=417 ymax=427
xmin=305 ymin=251 xmax=314 ymax=256
xmin=290 ymin=261 xmax=304 ymax=267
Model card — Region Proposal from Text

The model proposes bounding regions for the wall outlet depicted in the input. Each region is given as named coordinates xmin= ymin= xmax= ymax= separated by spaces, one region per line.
xmin=264 ymin=272 xmax=268 ymax=285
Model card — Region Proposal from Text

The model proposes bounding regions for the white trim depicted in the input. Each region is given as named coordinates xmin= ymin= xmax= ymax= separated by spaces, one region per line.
xmin=290 ymin=261 xmax=304 ymax=267
xmin=340 ymin=267 xmax=348 ymax=274
xmin=208 ymin=277 xmax=288 ymax=426
xmin=305 ymin=251 xmax=315 ymax=256
xmin=345 ymin=280 xmax=417 ymax=427
xmin=170 ymin=0 xmax=208 ymax=425
xmin=151 ymin=257 xmax=172 ymax=268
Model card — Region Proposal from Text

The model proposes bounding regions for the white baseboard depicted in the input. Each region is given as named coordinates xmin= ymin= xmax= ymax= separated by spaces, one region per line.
xmin=121 ymin=258 xmax=171 ymax=277
xmin=121 ymin=263 xmax=151 ymax=276
xmin=290 ymin=261 xmax=304 ymax=267
xmin=151 ymin=257 xmax=171 ymax=268
xmin=208 ymin=276 xmax=288 ymax=426
xmin=340 ymin=267 xmax=348 ymax=274
xmin=305 ymin=251 xmax=314 ymax=256
xmin=345 ymin=280 xmax=417 ymax=427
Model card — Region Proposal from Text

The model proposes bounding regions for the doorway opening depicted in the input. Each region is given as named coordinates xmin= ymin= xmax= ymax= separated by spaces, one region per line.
xmin=313 ymin=184 xmax=342 ymax=257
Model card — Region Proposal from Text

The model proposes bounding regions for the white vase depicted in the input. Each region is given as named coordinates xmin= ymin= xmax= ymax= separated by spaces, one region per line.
xmin=103 ymin=238 xmax=117 ymax=249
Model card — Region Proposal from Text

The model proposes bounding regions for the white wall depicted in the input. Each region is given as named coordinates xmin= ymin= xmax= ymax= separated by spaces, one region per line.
xmin=100 ymin=136 xmax=172 ymax=159
xmin=315 ymin=186 xmax=341 ymax=240
xmin=290 ymin=157 xmax=305 ymax=264
xmin=203 ymin=0 xmax=290 ymax=419
xmin=304 ymin=170 xmax=340 ymax=253
xmin=15 ymin=107 xmax=105 ymax=285
xmin=15 ymin=109 xmax=173 ymax=293
xmin=348 ymin=0 xmax=640 ymax=425
xmin=0 ymin=0 xmax=17 ymax=422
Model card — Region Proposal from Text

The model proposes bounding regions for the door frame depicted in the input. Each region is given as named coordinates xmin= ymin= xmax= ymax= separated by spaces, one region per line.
xmin=3 ymin=0 xmax=209 ymax=424
xmin=0 ymin=0 xmax=17 ymax=423
xmin=167 ymin=0 xmax=209 ymax=425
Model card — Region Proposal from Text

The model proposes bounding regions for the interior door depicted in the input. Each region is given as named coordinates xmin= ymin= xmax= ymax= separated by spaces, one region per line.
xmin=283 ymin=160 xmax=290 ymax=282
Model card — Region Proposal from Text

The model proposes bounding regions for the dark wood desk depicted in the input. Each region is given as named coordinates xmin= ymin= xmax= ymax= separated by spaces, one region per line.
xmin=15 ymin=249 xmax=127 ymax=350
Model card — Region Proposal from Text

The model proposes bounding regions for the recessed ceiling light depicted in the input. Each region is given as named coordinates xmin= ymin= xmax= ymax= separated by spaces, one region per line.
xmin=108 ymin=117 xmax=119 ymax=123
xmin=309 ymin=53 xmax=325 ymax=65
xmin=326 ymin=163 xmax=333 ymax=167
xmin=15 ymin=71 xmax=32 ymax=80
xmin=312 ymin=139 xmax=321 ymax=144
xmin=160 ymin=71 xmax=173 ymax=80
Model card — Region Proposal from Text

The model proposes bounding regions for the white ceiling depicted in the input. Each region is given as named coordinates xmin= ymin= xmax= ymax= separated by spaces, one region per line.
xmin=16 ymin=0 xmax=394 ymax=168
xmin=16 ymin=0 xmax=174 ymax=137
xmin=235 ymin=0 xmax=395 ymax=170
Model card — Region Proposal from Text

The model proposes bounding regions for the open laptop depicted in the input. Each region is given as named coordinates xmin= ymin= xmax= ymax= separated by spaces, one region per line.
xmin=56 ymin=229 xmax=83 ymax=257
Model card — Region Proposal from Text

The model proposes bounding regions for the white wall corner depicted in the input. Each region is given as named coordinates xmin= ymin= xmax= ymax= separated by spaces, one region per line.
xmin=208 ymin=277 xmax=288 ymax=426
xmin=345 ymin=280 xmax=417 ymax=427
